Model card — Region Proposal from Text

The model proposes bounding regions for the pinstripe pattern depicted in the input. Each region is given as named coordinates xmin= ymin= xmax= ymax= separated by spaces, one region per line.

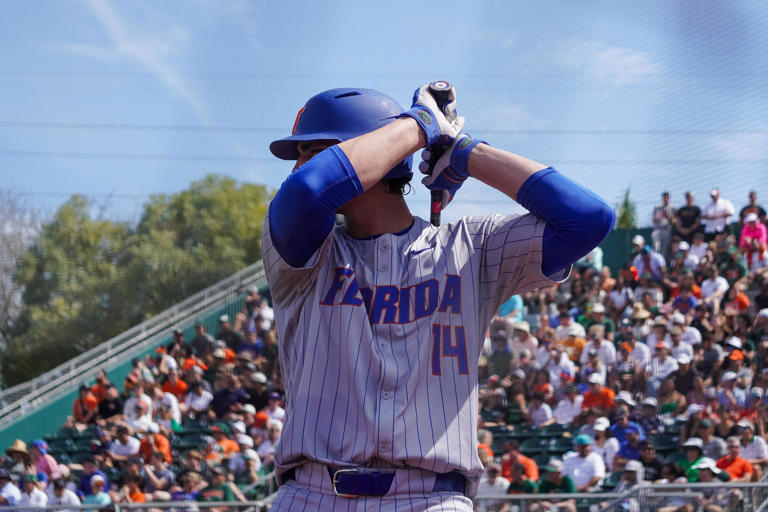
xmin=263 ymin=210 xmax=564 ymax=508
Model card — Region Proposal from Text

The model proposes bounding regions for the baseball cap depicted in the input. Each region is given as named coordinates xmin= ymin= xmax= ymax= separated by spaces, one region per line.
xmin=212 ymin=348 xmax=226 ymax=359
xmin=24 ymin=474 xmax=39 ymax=482
xmin=670 ymin=312 xmax=686 ymax=324
xmin=591 ymin=303 xmax=606 ymax=314
xmin=512 ymin=321 xmax=530 ymax=334
xmin=619 ymin=342 xmax=633 ymax=353
xmin=236 ymin=434 xmax=254 ymax=447
xmin=676 ymin=354 xmax=692 ymax=365
xmin=616 ymin=391 xmax=636 ymax=407
xmin=242 ymin=404 xmax=257 ymax=415
xmin=219 ymin=314 xmax=229 ymax=323
xmin=518 ymin=349 xmax=531 ymax=360
xmin=594 ymin=417 xmax=611 ymax=432
xmin=575 ymin=434 xmax=593 ymax=445
xmin=737 ymin=419 xmax=755 ymax=430
xmin=642 ymin=397 xmax=658 ymax=409
xmin=670 ymin=326 xmax=682 ymax=336
xmin=512 ymin=369 xmax=526 ymax=379
xmin=624 ymin=424 xmax=640 ymax=435
xmin=566 ymin=324 xmax=582 ymax=336
xmin=624 ymin=460 xmax=643 ymax=473
xmin=727 ymin=337 xmax=742 ymax=349
xmin=693 ymin=457 xmax=721 ymax=473
xmin=90 ymin=474 xmax=105 ymax=485
xmin=678 ymin=241 xmax=690 ymax=251
xmin=653 ymin=316 xmax=667 ymax=327
xmin=243 ymin=448 xmax=260 ymax=461
xmin=632 ymin=235 xmax=645 ymax=246
xmin=751 ymin=387 xmax=764 ymax=398
xmin=491 ymin=329 xmax=508 ymax=339
xmin=745 ymin=212 xmax=759 ymax=223
xmin=269 ymin=392 xmax=281 ymax=400
xmin=587 ymin=373 xmax=603 ymax=385
xmin=721 ymin=371 xmax=737 ymax=382
xmin=251 ymin=372 xmax=267 ymax=384
xmin=655 ymin=341 xmax=667 ymax=349
xmin=759 ymin=308 xmax=768 ymax=319
xmin=0 ymin=469 xmax=10 ymax=480
xmin=683 ymin=437 xmax=703 ymax=449
xmin=544 ymin=459 xmax=564 ymax=472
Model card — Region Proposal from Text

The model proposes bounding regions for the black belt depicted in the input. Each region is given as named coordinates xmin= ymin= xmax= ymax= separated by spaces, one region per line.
xmin=283 ymin=466 xmax=466 ymax=497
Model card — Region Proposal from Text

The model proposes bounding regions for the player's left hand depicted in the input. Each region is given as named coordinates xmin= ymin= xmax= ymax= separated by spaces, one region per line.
xmin=419 ymin=133 xmax=486 ymax=205
xmin=398 ymin=84 xmax=465 ymax=147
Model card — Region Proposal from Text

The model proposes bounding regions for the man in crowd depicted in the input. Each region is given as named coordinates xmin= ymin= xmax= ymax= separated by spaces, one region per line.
xmin=562 ymin=435 xmax=606 ymax=492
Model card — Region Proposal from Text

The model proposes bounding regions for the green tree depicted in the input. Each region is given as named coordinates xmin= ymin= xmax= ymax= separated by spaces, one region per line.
xmin=2 ymin=175 xmax=270 ymax=387
xmin=616 ymin=188 xmax=637 ymax=229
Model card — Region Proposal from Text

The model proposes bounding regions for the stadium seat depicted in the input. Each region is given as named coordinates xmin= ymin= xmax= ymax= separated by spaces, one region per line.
xmin=540 ymin=423 xmax=568 ymax=437
xmin=601 ymin=471 xmax=623 ymax=490
xmin=520 ymin=437 xmax=549 ymax=454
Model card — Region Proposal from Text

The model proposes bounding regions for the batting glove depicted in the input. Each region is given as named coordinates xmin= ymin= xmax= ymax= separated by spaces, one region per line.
xmin=419 ymin=134 xmax=487 ymax=201
xmin=398 ymin=83 xmax=465 ymax=147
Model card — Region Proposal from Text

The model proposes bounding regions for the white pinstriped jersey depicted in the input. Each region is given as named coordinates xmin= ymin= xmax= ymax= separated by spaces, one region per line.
xmin=262 ymin=211 xmax=565 ymax=496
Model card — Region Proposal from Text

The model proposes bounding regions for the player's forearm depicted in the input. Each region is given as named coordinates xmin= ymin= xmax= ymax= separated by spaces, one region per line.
xmin=468 ymin=143 xmax=546 ymax=200
xmin=338 ymin=117 xmax=426 ymax=191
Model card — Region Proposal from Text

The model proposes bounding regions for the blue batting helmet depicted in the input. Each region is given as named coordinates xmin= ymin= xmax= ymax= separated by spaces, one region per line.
xmin=269 ymin=88 xmax=413 ymax=181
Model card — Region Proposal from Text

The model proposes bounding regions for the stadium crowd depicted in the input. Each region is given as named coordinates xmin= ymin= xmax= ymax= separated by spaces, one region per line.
xmin=1 ymin=188 xmax=767 ymax=511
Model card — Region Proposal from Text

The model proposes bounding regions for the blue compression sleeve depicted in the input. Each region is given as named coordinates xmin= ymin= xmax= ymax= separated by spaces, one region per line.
xmin=269 ymin=145 xmax=363 ymax=267
xmin=516 ymin=167 xmax=615 ymax=277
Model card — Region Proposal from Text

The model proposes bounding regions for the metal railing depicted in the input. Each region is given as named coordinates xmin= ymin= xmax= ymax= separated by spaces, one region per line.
xmin=0 ymin=260 xmax=267 ymax=430
xmin=0 ymin=500 xmax=275 ymax=512
xmin=473 ymin=481 xmax=768 ymax=512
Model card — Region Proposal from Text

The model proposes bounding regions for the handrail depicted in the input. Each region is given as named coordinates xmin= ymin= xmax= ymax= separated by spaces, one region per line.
xmin=0 ymin=260 xmax=267 ymax=430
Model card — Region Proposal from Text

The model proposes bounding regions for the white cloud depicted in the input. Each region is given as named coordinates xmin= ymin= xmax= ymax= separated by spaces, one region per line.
xmin=709 ymin=130 xmax=768 ymax=160
xmin=475 ymin=29 xmax=516 ymax=50
xmin=521 ymin=38 xmax=661 ymax=86
xmin=49 ymin=0 xmax=208 ymax=120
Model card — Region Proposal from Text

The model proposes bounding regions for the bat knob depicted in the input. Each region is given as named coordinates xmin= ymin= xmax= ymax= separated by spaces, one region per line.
xmin=428 ymin=81 xmax=451 ymax=108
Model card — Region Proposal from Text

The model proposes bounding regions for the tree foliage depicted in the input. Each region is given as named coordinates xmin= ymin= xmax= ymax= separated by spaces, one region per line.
xmin=616 ymin=188 xmax=637 ymax=229
xmin=1 ymin=175 xmax=270 ymax=387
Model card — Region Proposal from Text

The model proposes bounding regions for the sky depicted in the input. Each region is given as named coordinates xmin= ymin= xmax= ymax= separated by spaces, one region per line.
xmin=1 ymin=0 xmax=767 ymax=226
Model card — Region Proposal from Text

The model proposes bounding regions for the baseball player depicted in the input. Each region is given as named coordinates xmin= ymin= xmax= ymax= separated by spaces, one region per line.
xmin=263 ymin=84 xmax=614 ymax=510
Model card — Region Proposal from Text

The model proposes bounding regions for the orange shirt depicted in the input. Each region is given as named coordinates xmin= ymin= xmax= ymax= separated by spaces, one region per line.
xmin=138 ymin=434 xmax=172 ymax=464
xmin=582 ymin=387 xmax=616 ymax=411
xmin=128 ymin=490 xmax=146 ymax=503
xmin=477 ymin=443 xmax=493 ymax=459
xmin=73 ymin=394 xmax=99 ymax=422
xmin=717 ymin=455 xmax=752 ymax=479
xmin=561 ymin=337 xmax=586 ymax=362
xmin=501 ymin=453 xmax=539 ymax=482
xmin=161 ymin=379 xmax=188 ymax=399
xmin=90 ymin=383 xmax=108 ymax=402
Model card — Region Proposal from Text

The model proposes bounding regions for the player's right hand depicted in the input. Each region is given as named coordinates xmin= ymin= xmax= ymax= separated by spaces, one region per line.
xmin=419 ymin=133 xmax=486 ymax=200
xmin=398 ymin=83 xmax=465 ymax=147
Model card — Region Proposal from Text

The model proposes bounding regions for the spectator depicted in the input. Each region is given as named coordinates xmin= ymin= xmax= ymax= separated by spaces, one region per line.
xmin=488 ymin=329 xmax=513 ymax=378
xmin=658 ymin=376 xmax=687 ymax=415
xmin=191 ymin=321 xmax=215 ymax=357
xmin=211 ymin=374 xmax=248 ymax=418
xmin=476 ymin=461 xmax=510 ymax=512
xmin=215 ymin=314 xmax=243 ymax=351
xmin=527 ymin=393 xmax=554 ymax=427
xmin=97 ymin=384 xmax=124 ymax=420
xmin=47 ymin=478 xmax=81 ymax=511
xmin=0 ymin=469 xmax=21 ymax=507
xmin=652 ymin=191 xmax=675 ymax=260
xmin=580 ymin=303 xmax=615 ymax=341
xmin=185 ymin=381 xmax=214 ymax=419
xmin=197 ymin=466 xmax=246 ymax=503
xmin=265 ymin=391 xmax=286 ymax=423
xmin=142 ymin=451 xmax=175 ymax=501
xmin=19 ymin=473 xmax=47 ymax=509
xmin=737 ymin=419 xmax=768 ymax=478
xmin=632 ymin=245 xmax=666 ymax=284
xmin=669 ymin=329 xmax=694 ymax=361
xmin=510 ymin=321 xmax=538 ymax=360
xmin=591 ymin=417 xmax=619 ymax=471
xmin=29 ymin=440 xmax=61 ymax=480
xmin=645 ymin=344 xmax=678 ymax=396
xmin=4 ymin=439 xmax=30 ymax=474
xmin=559 ymin=324 xmax=587 ymax=363
xmin=739 ymin=190 xmax=767 ymax=225
xmin=632 ymin=397 xmax=664 ymax=437
xmin=678 ymin=437 xmax=705 ymax=479
xmin=698 ymin=418 xmax=727 ymax=460
xmin=108 ymin=425 xmax=141 ymax=463
xmin=638 ymin=440 xmax=665 ymax=482
xmin=535 ymin=458 xmax=576 ymax=512
xmin=500 ymin=441 xmax=539 ymax=482
xmin=701 ymin=188 xmax=735 ymax=241
xmin=256 ymin=421 xmax=282 ymax=467
xmin=579 ymin=324 xmax=616 ymax=367
xmin=161 ymin=368 xmax=188 ymax=400
xmin=83 ymin=475 xmax=111 ymax=507
xmin=614 ymin=459 xmax=644 ymax=492
xmin=78 ymin=456 xmax=110 ymax=497
xmin=582 ymin=373 xmax=615 ymax=413
xmin=122 ymin=473 xmax=146 ymax=504
xmin=553 ymin=384 xmax=583 ymax=425
xmin=506 ymin=462 xmax=539 ymax=494
xmin=73 ymin=384 xmax=99 ymax=425
xmin=675 ymin=191 xmax=702 ymax=243
xmin=171 ymin=472 xmax=202 ymax=501
xmin=717 ymin=436 xmax=753 ymax=482
xmin=740 ymin=212 xmax=768 ymax=271
xmin=138 ymin=432 xmax=171 ymax=465
xmin=562 ymin=435 xmax=606 ymax=492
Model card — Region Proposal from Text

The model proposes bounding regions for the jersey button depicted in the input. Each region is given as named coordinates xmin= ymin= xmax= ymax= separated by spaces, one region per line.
xmin=380 ymin=244 xmax=389 ymax=252
xmin=382 ymin=391 xmax=393 ymax=400
xmin=380 ymin=443 xmax=390 ymax=451
xmin=379 ymin=264 xmax=388 ymax=272
xmin=379 ymin=342 xmax=387 ymax=350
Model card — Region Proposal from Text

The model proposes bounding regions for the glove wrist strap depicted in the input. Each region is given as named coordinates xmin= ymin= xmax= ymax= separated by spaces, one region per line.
xmin=397 ymin=106 xmax=444 ymax=147
xmin=449 ymin=135 xmax=488 ymax=177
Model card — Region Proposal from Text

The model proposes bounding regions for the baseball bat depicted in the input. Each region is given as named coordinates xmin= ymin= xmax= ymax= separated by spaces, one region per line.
xmin=427 ymin=81 xmax=452 ymax=227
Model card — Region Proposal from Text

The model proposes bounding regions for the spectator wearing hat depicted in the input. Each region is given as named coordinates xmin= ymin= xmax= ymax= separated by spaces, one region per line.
xmin=631 ymin=397 xmax=663 ymax=437
xmin=615 ymin=459 xmax=644 ymax=493
xmin=185 ymin=381 xmax=214 ymax=420
xmin=480 ymin=375 xmax=508 ymax=423
xmin=702 ymin=188 xmax=735 ymax=240
xmin=506 ymin=461 xmax=539 ymax=494
xmin=123 ymin=383 xmax=153 ymax=423
xmin=582 ymin=373 xmax=615 ymax=413
xmin=717 ymin=436 xmax=753 ymax=482
xmin=215 ymin=314 xmax=243 ymax=352
xmin=238 ymin=329 xmax=264 ymax=358
xmin=590 ymin=417 xmax=619 ymax=474
xmin=701 ymin=266 xmax=730 ymax=315
xmin=29 ymin=440 xmax=62 ymax=481
xmin=0 ymin=469 xmax=21 ymax=506
xmin=610 ymin=406 xmax=645 ymax=444
xmin=265 ymin=391 xmax=286 ymax=423
xmin=510 ymin=321 xmax=538 ymax=360
xmin=674 ymin=191 xmax=702 ymax=243
xmin=48 ymin=477 xmax=81 ymax=510
xmin=78 ymin=456 xmax=110 ymax=497
xmin=678 ymin=437 xmax=706 ymax=479
xmin=740 ymin=211 xmax=768 ymax=271
xmin=198 ymin=466 xmax=246 ymax=503
xmin=476 ymin=461 xmax=510 ymax=512
xmin=737 ymin=419 xmax=768 ymax=477
xmin=645 ymin=342 xmax=678 ymax=396
xmin=19 ymin=473 xmax=48 ymax=509
xmin=555 ymin=311 xmax=585 ymax=342
xmin=580 ymin=302 xmax=615 ymax=341
xmin=126 ymin=395 xmax=159 ymax=434
xmin=5 ymin=439 xmax=30 ymax=474
xmin=718 ymin=371 xmax=746 ymax=411
xmin=579 ymin=324 xmax=616 ymax=369
xmin=190 ymin=321 xmax=215 ymax=358
xmin=500 ymin=441 xmax=539 ymax=483
xmin=632 ymin=244 xmax=667 ymax=284
xmin=73 ymin=384 xmax=99 ymax=425
xmin=559 ymin=323 xmax=587 ymax=363
xmin=530 ymin=458 xmax=576 ymax=512
xmin=562 ymin=435 xmax=606 ymax=492
xmin=668 ymin=329 xmax=693 ymax=363
xmin=83 ymin=474 xmax=111 ymax=507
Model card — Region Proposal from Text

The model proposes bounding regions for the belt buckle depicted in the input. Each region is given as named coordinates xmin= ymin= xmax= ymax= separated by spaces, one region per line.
xmin=332 ymin=468 xmax=360 ymax=498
